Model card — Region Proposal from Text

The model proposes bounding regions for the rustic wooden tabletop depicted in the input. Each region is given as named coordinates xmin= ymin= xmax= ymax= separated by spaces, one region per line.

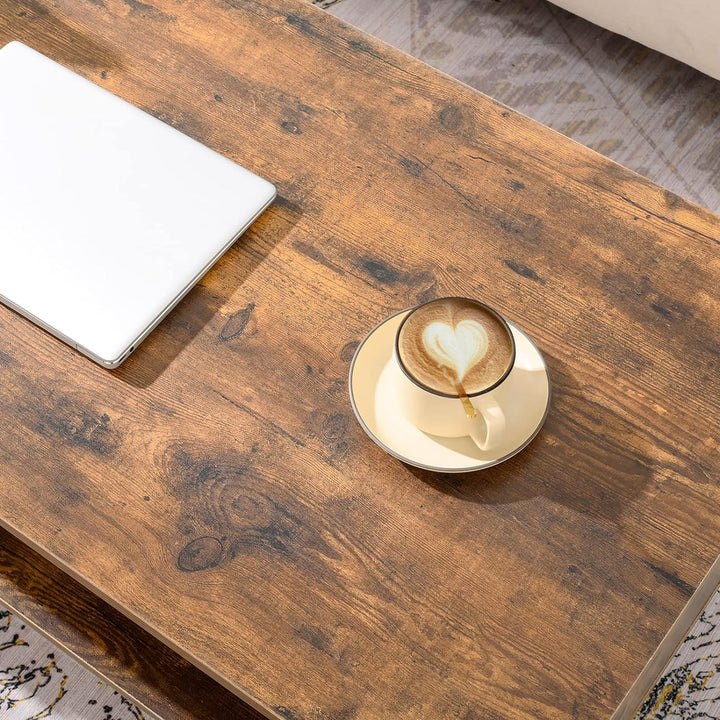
xmin=0 ymin=0 xmax=718 ymax=718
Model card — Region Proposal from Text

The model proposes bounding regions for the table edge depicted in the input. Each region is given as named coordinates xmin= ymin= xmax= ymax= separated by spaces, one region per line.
xmin=610 ymin=554 xmax=720 ymax=719
xmin=0 ymin=519 xmax=282 ymax=720
xmin=0 ymin=593 xmax=165 ymax=720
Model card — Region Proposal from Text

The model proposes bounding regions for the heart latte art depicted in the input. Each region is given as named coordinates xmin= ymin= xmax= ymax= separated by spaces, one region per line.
xmin=422 ymin=320 xmax=489 ymax=383
xmin=398 ymin=298 xmax=514 ymax=395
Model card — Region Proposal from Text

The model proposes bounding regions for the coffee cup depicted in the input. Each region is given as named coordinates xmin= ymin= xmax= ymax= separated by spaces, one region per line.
xmin=390 ymin=297 xmax=516 ymax=451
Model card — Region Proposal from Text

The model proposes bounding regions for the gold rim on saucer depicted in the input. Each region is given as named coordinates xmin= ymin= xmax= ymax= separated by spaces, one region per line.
xmin=348 ymin=309 xmax=551 ymax=473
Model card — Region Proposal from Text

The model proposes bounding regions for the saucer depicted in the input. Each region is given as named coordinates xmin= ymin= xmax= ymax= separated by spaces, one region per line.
xmin=349 ymin=309 xmax=551 ymax=472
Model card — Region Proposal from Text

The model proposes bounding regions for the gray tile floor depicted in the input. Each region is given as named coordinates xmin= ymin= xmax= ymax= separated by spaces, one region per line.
xmin=322 ymin=0 xmax=720 ymax=215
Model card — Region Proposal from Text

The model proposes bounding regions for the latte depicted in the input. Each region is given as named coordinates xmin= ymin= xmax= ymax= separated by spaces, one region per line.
xmin=397 ymin=298 xmax=514 ymax=396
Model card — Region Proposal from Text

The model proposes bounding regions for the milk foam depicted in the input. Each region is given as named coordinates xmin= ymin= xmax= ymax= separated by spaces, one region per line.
xmin=422 ymin=320 xmax=489 ymax=384
xmin=398 ymin=298 xmax=514 ymax=395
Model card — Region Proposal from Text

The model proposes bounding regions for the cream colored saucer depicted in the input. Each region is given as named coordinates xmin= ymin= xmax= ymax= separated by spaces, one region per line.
xmin=349 ymin=309 xmax=551 ymax=472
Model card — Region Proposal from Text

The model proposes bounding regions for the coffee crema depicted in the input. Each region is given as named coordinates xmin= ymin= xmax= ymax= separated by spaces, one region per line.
xmin=397 ymin=298 xmax=514 ymax=396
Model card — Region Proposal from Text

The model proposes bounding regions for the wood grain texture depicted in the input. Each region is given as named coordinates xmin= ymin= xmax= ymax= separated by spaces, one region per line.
xmin=0 ymin=527 xmax=266 ymax=720
xmin=0 ymin=0 xmax=718 ymax=718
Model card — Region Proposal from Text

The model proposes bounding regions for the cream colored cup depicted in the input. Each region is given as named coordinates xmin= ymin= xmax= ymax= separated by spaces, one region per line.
xmin=391 ymin=299 xmax=516 ymax=451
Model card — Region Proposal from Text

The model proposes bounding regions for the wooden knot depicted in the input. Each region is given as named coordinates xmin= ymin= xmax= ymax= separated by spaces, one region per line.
xmin=177 ymin=536 xmax=223 ymax=572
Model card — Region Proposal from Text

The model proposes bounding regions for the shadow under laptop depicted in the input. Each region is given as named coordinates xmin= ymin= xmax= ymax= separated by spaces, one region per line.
xmin=114 ymin=197 xmax=299 ymax=388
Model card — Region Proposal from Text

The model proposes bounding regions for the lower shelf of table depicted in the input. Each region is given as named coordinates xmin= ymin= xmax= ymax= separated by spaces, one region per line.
xmin=0 ymin=527 xmax=267 ymax=720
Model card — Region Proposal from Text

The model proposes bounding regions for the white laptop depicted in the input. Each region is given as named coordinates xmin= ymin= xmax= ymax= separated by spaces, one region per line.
xmin=0 ymin=41 xmax=276 ymax=368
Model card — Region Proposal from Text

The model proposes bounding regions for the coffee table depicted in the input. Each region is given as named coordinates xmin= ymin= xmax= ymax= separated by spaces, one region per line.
xmin=0 ymin=1 xmax=718 ymax=718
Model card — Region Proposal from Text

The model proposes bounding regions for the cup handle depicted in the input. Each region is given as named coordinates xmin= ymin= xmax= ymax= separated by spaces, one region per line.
xmin=467 ymin=394 xmax=506 ymax=451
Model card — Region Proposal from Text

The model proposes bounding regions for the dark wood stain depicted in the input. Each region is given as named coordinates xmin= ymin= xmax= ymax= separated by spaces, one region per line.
xmin=123 ymin=0 xmax=176 ymax=22
xmin=340 ymin=341 xmax=359 ymax=362
xmin=0 ymin=528 xmax=266 ymax=719
xmin=412 ymin=288 xmax=431 ymax=306
xmin=285 ymin=13 xmax=322 ymax=40
xmin=347 ymin=38 xmax=374 ymax=55
xmin=220 ymin=302 xmax=257 ymax=341
xmin=275 ymin=705 xmax=357 ymax=720
xmin=361 ymin=258 xmax=400 ymax=284
xmin=178 ymin=536 xmax=223 ymax=572
xmin=643 ymin=560 xmax=695 ymax=597
xmin=17 ymin=388 xmax=120 ymax=456
xmin=503 ymin=259 xmax=544 ymax=283
xmin=60 ymin=487 xmax=91 ymax=505
xmin=438 ymin=104 xmax=463 ymax=131
xmin=293 ymin=239 xmax=345 ymax=275
xmin=650 ymin=298 xmax=692 ymax=321
xmin=0 ymin=1 xmax=718 ymax=719
xmin=275 ymin=707 xmax=305 ymax=720
xmin=319 ymin=412 xmax=350 ymax=445
xmin=15 ymin=0 xmax=49 ymax=16
xmin=295 ymin=623 xmax=333 ymax=653
xmin=400 ymin=156 xmax=424 ymax=177
xmin=0 ymin=349 xmax=16 ymax=366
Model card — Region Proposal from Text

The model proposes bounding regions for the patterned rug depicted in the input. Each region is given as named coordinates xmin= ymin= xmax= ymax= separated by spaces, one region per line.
xmin=0 ymin=603 xmax=152 ymax=720
xmin=633 ymin=587 xmax=720 ymax=718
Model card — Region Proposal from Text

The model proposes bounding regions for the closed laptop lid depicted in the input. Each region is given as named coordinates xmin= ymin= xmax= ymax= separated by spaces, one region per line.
xmin=0 ymin=41 xmax=276 ymax=367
